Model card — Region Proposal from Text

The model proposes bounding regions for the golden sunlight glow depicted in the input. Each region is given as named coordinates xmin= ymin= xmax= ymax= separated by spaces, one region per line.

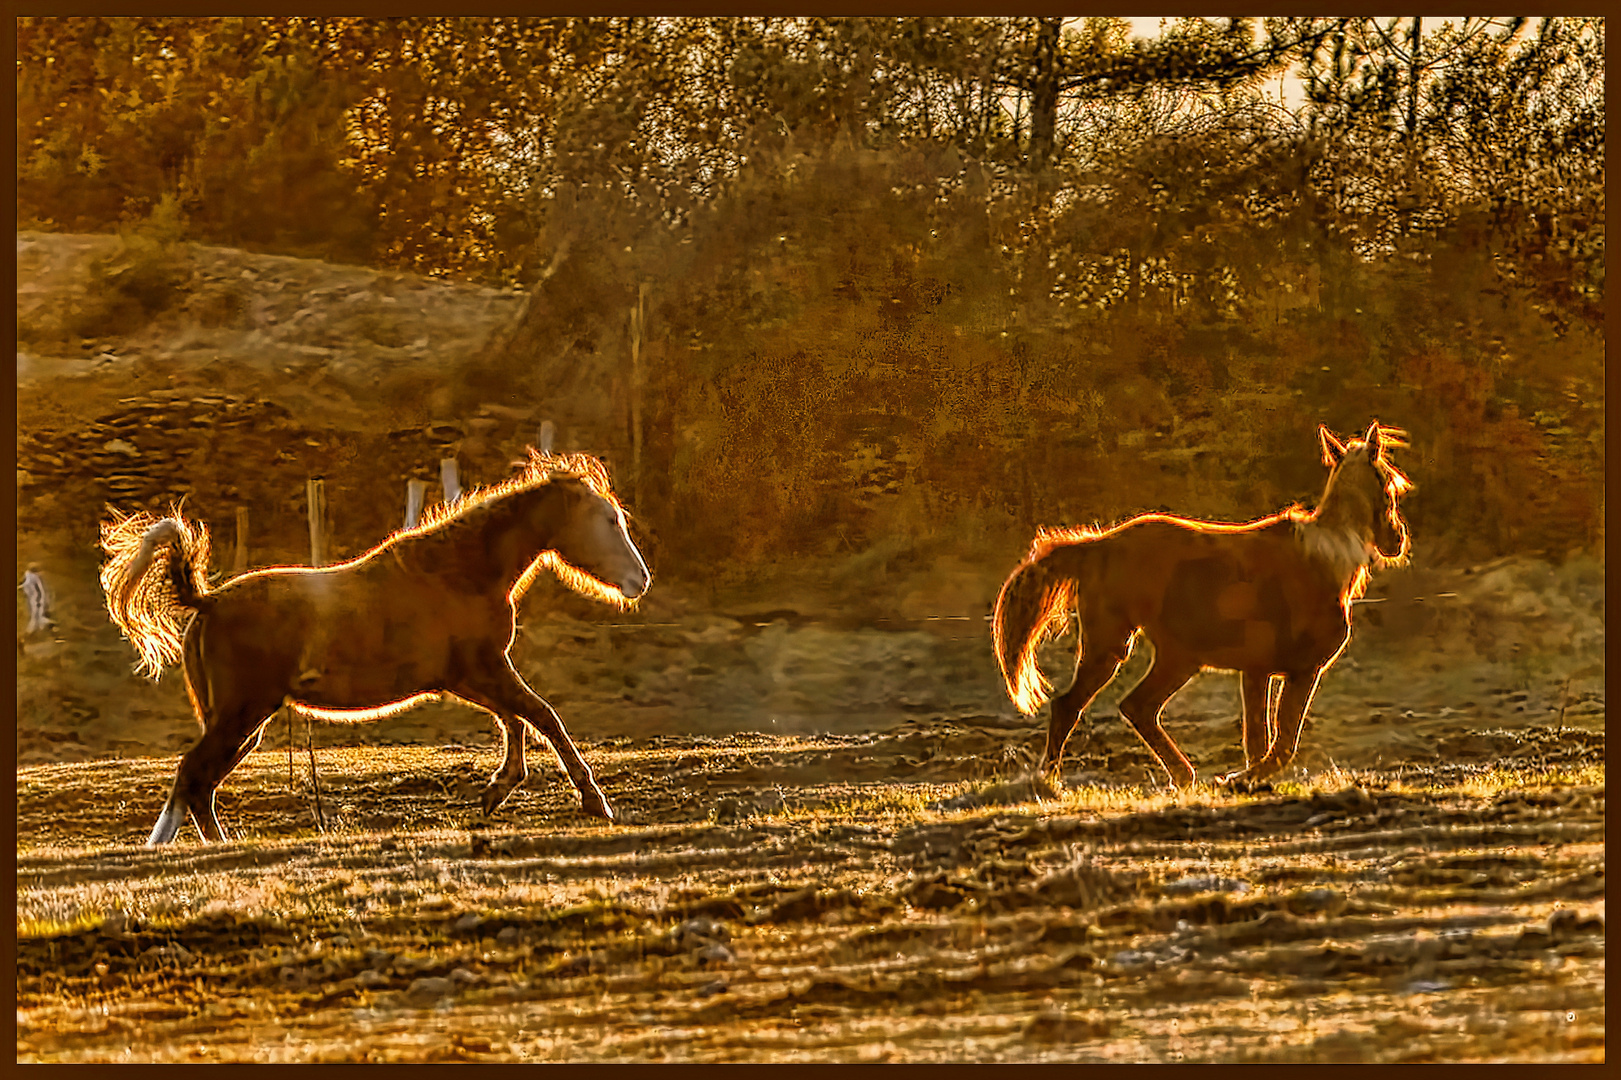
xmin=994 ymin=422 xmax=1412 ymax=715
xmin=531 ymin=551 xmax=636 ymax=610
xmin=1009 ymin=575 xmax=1078 ymax=715
xmin=99 ymin=507 xmax=213 ymax=679
xmin=294 ymin=694 xmax=444 ymax=723
xmin=397 ymin=449 xmax=622 ymax=541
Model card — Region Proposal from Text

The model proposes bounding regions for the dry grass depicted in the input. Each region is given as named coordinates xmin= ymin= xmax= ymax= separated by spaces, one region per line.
xmin=17 ymin=723 xmax=1606 ymax=1063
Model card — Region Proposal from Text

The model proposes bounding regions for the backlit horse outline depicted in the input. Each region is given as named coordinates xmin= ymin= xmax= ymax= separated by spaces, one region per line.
xmin=993 ymin=422 xmax=1412 ymax=788
xmin=101 ymin=450 xmax=650 ymax=845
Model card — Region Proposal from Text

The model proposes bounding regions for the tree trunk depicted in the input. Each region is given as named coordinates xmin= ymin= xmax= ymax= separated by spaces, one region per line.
xmin=1029 ymin=17 xmax=1063 ymax=170
xmin=1406 ymin=16 xmax=1422 ymax=139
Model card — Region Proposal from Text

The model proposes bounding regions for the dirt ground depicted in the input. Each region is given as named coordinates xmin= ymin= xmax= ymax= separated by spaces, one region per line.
xmin=15 ymin=232 xmax=1606 ymax=1062
xmin=14 ymin=727 xmax=1607 ymax=1063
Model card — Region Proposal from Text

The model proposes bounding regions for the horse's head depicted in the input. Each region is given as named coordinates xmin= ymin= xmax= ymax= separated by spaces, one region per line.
xmin=544 ymin=476 xmax=651 ymax=604
xmin=1320 ymin=422 xmax=1412 ymax=563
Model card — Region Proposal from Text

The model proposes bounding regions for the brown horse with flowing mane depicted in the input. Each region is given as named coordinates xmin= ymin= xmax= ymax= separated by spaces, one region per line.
xmin=993 ymin=422 xmax=1411 ymax=788
xmin=101 ymin=450 xmax=651 ymax=846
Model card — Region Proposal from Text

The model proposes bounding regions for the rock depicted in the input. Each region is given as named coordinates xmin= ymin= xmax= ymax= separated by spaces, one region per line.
xmin=450 ymin=967 xmax=482 ymax=986
xmin=364 ymin=948 xmax=395 ymax=969
xmin=1111 ymin=949 xmax=1156 ymax=971
xmin=1024 ymin=1008 xmax=1112 ymax=1042
xmin=406 ymin=976 xmax=455 ymax=1004
xmin=1405 ymin=979 xmax=1450 ymax=994
xmin=909 ymin=881 xmax=972 ymax=911
xmin=496 ymin=926 xmax=520 ymax=946
xmin=140 ymin=944 xmax=193 ymax=966
xmin=357 ymin=969 xmax=388 ymax=988
xmin=1548 ymin=908 xmax=1581 ymax=939
xmin=1287 ymin=888 xmax=1346 ymax=917
xmin=678 ymin=917 xmax=730 ymax=945
xmin=1033 ymin=862 xmax=1132 ymax=909
xmin=1162 ymin=875 xmax=1250 ymax=896
xmin=326 ymin=934 xmax=351 ymax=950
xmin=695 ymin=943 xmax=734 ymax=967
xmin=695 ymin=979 xmax=728 ymax=998
xmin=453 ymin=913 xmax=484 ymax=934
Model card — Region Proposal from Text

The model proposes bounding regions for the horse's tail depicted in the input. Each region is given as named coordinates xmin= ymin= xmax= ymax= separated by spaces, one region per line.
xmin=99 ymin=507 xmax=214 ymax=679
xmin=992 ymin=536 xmax=1088 ymax=715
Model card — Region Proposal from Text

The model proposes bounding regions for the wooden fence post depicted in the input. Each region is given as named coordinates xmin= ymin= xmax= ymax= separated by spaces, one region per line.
xmin=405 ymin=479 xmax=427 ymax=529
xmin=233 ymin=506 xmax=249 ymax=575
xmin=440 ymin=458 xmax=462 ymax=506
xmin=630 ymin=284 xmax=646 ymax=509
xmin=306 ymin=478 xmax=328 ymax=567
xmin=538 ymin=419 xmax=555 ymax=456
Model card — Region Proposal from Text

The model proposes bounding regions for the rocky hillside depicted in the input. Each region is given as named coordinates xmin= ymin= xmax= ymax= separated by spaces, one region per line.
xmin=18 ymin=230 xmax=539 ymax=569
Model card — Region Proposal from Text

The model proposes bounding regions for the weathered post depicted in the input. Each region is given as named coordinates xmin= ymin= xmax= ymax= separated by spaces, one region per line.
xmin=306 ymin=478 xmax=328 ymax=567
xmin=538 ymin=419 xmax=556 ymax=456
xmin=405 ymin=479 xmax=427 ymax=529
xmin=630 ymin=284 xmax=647 ymax=509
xmin=233 ymin=506 xmax=249 ymax=575
xmin=440 ymin=458 xmax=462 ymax=506
xmin=299 ymin=484 xmax=330 ymax=827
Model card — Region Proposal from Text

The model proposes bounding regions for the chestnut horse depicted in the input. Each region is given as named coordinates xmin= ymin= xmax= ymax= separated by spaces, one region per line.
xmin=101 ymin=451 xmax=650 ymax=845
xmin=993 ymin=423 xmax=1411 ymax=788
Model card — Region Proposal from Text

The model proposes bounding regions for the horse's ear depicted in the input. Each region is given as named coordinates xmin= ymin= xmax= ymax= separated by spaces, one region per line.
xmin=1319 ymin=425 xmax=1347 ymax=466
xmin=1363 ymin=421 xmax=1381 ymax=449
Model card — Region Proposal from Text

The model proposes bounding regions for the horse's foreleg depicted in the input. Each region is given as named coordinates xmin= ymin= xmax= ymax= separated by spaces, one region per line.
xmin=1117 ymin=649 xmax=1202 ymax=788
xmin=1251 ymin=672 xmax=1324 ymax=779
xmin=458 ymin=664 xmax=613 ymax=821
xmin=1239 ymin=670 xmax=1277 ymax=767
xmin=1221 ymin=671 xmax=1324 ymax=784
xmin=478 ymin=709 xmax=531 ymax=817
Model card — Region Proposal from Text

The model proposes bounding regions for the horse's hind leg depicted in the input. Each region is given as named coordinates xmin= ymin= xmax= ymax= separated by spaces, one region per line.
xmin=455 ymin=659 xmax=613 ymax=821
xmin=149 ymin=707 xmax=272 ymax=846
xmin=1116 ymin=645 xmax=1202 ymax=788
xmin=1043 ymin=621 xmax=1134 ymax=773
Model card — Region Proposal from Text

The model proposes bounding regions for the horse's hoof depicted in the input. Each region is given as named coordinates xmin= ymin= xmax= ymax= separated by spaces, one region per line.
xmin=480 ymin=788 xmax=512 ymax=817
xmin=583 ymin=796 xmax=615 ymax=822
xmin=1218 ymin=774 xmax=1273 ymax=795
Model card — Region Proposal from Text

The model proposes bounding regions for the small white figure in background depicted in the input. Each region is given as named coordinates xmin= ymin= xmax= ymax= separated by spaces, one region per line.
xmin=20 ymin=565 xmax=54 ymax=637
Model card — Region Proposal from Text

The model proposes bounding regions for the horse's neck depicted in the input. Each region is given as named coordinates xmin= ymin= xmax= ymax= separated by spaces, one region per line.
xmin=419 ymin=492 xmax=554 ymax=591
xmin=485 ymin=490 xmax=558 ymax=581
xmin=1295 ymin=487 xmax=1374 ymax=590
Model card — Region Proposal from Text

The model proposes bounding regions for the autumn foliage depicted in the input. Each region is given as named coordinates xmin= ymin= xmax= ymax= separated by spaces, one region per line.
xmin=18 ymin=18 xmax=1604 ymax=588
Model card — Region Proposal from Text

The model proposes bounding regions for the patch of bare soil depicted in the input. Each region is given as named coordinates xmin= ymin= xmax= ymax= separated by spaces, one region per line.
xmin=15 ymin=726 xmax=1606 ymax=1063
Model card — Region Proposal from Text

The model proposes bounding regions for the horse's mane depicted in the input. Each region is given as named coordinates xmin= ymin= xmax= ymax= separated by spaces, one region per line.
xmin=395 ymin=449 xmax=622 ymax=539
xmin=388 ymin=448 xmax=635 ymax=609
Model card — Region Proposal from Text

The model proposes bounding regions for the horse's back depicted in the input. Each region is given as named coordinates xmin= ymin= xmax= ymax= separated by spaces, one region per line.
xmin=1098 ymin=514 xmax=1300 ymax=576
xmin=1094 ymin=514 xmax=1345 ymax=670
xmin=187 ymin=554 xmax=503 ymax=713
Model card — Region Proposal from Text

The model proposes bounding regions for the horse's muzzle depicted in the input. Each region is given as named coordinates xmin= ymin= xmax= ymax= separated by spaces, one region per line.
xmin=616 ymin=571 xmax=651 ymax=601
